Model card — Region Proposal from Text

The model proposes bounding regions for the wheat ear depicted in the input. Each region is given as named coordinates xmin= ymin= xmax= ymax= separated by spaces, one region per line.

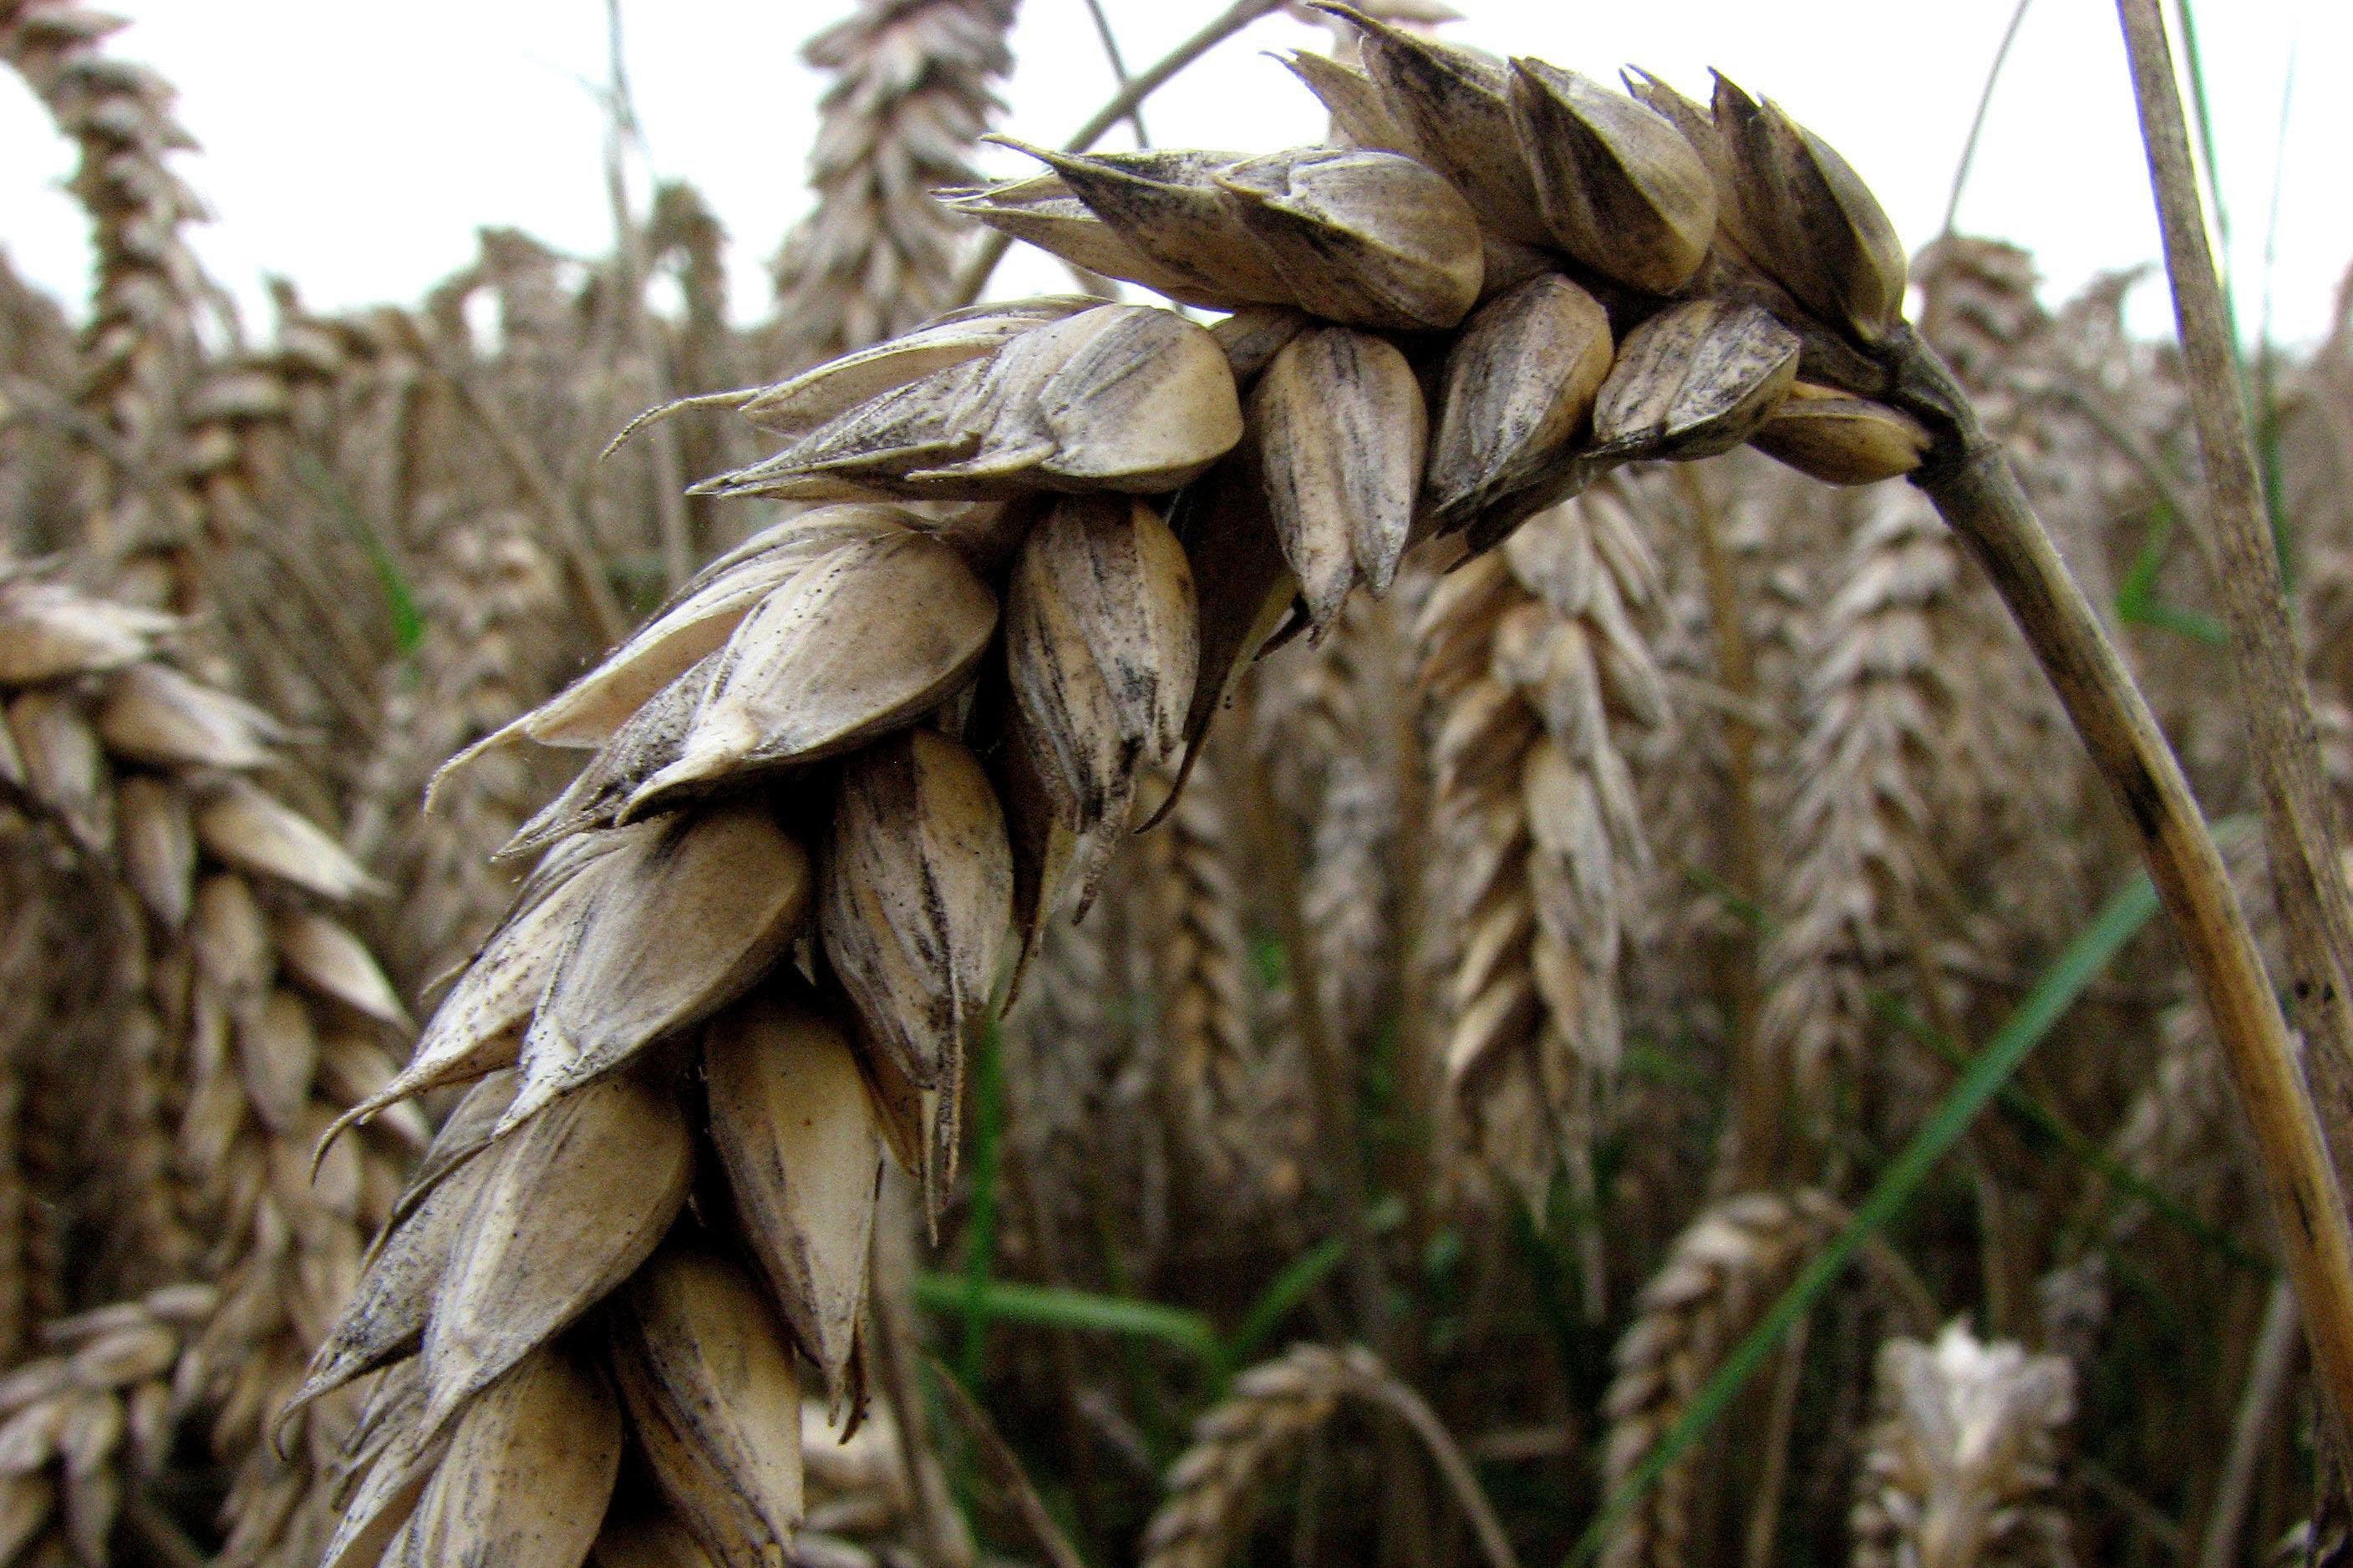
xmin=1141 ymin=1342 xmax=1519 ymax=1568
xmin=1599 ymin=1190 xmax=1841 ymax=1568
xmin=0 ymin=573 xmax=419 ymax=1567
xmin=324 ymin=26 xmax=2353 ymax=1547
xmin=1753 ymin=485 xmax=1959 ymax=1110
xmin=1849 ymin=1322 xmax=2073 ymax=1568
xmin=1417 ymin=487 xmax=1663 ymax=1211
xmin=773 ymin=0 xmax=1020 ymax=363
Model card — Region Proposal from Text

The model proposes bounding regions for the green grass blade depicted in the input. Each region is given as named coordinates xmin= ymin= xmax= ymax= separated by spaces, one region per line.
xmin=958 ymin=1018 xmax=1008 ymax=1389
xmin=292 ymin=450 xmax=424 ymax=657
xmin=914 ymin=1275 xmax=1221 ymax=1364
xmin=1565 ymin=869 xmax=2160 ymax=1565
xmin=1871 ymin=993 xmax=2266 ymax=1273
xmin=1224 ymin=1236 xmax=1349 ymax=1377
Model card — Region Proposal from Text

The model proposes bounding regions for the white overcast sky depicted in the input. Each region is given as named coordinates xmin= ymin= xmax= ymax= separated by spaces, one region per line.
xmin=3 ymin=0 xmax=2347 ymax=348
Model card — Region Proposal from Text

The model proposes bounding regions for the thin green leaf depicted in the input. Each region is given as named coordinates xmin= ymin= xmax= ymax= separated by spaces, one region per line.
xmin=292 ymin=450 xmax=424 ymax=657
xmin=912 ymin=1275 xmax=1221 ymax=1364
xmin=1871 ymin=993 xmax=2266 ymax=1273
xmin=958 ymin=1018 xmax=1008 ymax=1390
xmin=1223 ymin=1237 xmax=1349 ymax=1376
xmin=1566 ymin=869 xmax=2160 ymax=1565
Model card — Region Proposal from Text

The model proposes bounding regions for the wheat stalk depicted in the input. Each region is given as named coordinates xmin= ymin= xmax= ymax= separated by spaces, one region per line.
xmin=0 ymin=0 xmax=206 ymax=529
xmin=1850 ymin=1322 xmax=2073 ymax=1568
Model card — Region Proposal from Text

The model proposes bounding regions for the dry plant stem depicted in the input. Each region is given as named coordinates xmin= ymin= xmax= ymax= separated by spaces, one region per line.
xmin=872 ymin=1215 xmax=978 ymax=1568
xmin=1237 ymin=683 xmax=1390 ymax=1343
xmin=1939 ymin=0 xmax=2035 ymax=236
xmin=1377 ymin=591 xmax=1441 ymax=1336
xmin=601 ymin=0 xmax=692 ymax=591
xmin=1351 ymin=1361 xmax=1527 ymax=1568
xmin=1739 ymin=1315 xmax=1809 ymax=1568
xmin=1079 ymin=0 xmax=1148 ymax=145
xmin=1910 ymin=388 xmax=2353 ymax=1445
xmin=925 ymin=1351 xmax=1091 ymax=1568
xmin=950 ymin=0 xmax=1284 ymax=306
xmin=2117 ymin=0 xmax=2353 ymax=1190
xmin=2198 ymin=1275 xmax=2300 ymax=1568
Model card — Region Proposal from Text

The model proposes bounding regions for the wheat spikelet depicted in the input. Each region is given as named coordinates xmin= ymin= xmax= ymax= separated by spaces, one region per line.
xmin=773 ymin=0 xmax=1019 ymax=362
xmin=1752 ymin=483 xmax=1959 ymax=1106
xmin=1415 ymin=486 xmax=1662 ymax=1209
xmin=1849 ymin=1323 xmax=2073 ymax=1568
xmin=1599 ymin=1190 xmax=1840 ymax=1568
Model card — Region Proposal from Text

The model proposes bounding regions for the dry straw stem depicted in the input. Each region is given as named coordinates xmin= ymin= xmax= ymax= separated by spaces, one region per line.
xmin=1138 ymin=1342 xmax=1521 ymax=1568
xmin=921 ymin=1351 xmax=1087 ymax=1568
xmin=2114 ymin=1 xmax=2353 ymax=1196
xmin=2200 ymin=1277 xmax=2302 ymax=1568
